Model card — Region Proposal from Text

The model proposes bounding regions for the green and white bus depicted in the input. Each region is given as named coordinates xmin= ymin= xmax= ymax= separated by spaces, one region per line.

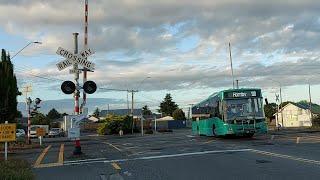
xmin=192 ymin=88 xmax=268 ymax=137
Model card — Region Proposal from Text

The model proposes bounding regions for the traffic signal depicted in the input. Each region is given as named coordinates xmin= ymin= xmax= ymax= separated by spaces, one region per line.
xmin=35 ymin=98 xmax=41 ymax=105
xmin=61 ymin=81 xmax=76 ymax=94
xmin=83 ymin=80 xmax=97 ymax=94
xmin=30 ymin=97 xmax=42 ymax=118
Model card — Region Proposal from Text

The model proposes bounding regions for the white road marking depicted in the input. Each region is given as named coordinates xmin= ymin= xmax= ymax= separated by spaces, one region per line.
xmin=103 ymin=142 xmax=122 ymax=152
xmin=250 ymin=149 xmax=320 ymax=165
xmin=62 ymin=149 xmax=252 ymax=166
xmin=186 ymin=135 xmax=195 ymax=138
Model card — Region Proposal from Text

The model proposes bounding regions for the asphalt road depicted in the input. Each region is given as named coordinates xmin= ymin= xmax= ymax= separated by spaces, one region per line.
xmin=14 ymin=129 xmax=320 ymax=180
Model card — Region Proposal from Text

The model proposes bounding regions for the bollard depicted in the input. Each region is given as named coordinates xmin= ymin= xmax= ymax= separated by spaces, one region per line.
xmin=73 ymin=139 xmax=82 ymax=155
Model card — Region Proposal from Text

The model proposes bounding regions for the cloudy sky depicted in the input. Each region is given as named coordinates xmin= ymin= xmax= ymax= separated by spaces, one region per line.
xmin=1 ymin=0 xmax=320 ymax=112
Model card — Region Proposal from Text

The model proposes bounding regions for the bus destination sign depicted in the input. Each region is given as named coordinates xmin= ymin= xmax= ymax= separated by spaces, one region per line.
xmin=224 ymin=90 xmax=260 ymax=99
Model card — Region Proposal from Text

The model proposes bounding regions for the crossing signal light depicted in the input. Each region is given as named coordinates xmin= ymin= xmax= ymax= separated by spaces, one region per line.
xmin=83 ymin=80 xmax=97 ymax=94
xmin=61 ymin=81 xmax=76 ymax=94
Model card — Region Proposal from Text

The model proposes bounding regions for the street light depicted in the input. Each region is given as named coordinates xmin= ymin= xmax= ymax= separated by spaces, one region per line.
xmin=136 ymin=76 xmax=151 ymax=90
xmin=11 ymin=41 xmax=42 ymax=59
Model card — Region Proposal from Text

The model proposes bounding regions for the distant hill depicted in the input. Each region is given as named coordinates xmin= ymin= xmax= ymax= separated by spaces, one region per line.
xmin=18 ymin=98 xmax=126 ymax=116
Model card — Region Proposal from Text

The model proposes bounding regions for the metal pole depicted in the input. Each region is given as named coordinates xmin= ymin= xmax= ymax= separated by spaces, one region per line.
xmin=81 ymin=0 xmax=89 ymax=113
xmin=27 ymin=98 xmax=31 ymax=144
xmin=236 ymin=80 xmax=239 ymax=89
xmin=72 ymin=32 xmax=82 ymax=155
xmin=39 ymin=136 xmax=42 ymax=146
xmin=127 ymin=91 xmax=130 ymax=115
xmin=154 ymin=116 xmax=157 ymax=132
xmin=279 ymin=85 xmax=284 ymax=127
xmin=131 ymin=90 xmax=134 ymax=134
xmin=73 ymin=33 xmax=80 ymax=115
xmin=309 ymin=83 xmax=313 ymax=121
xmin=5 ymin=121 xmax=8 ymax=161
xmin=141 ymin=113 xmax=144 ymax=136
xmin=228 ymin=42 xmax=235 ymax=89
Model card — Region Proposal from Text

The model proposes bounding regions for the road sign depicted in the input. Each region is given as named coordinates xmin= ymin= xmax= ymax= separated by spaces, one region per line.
xmin=69 ymin=69 xmax=82 ymax=74
xmin=36 ymin=128 xmax=46 ymax=137
xmin=68 ymin=128 xmax=80 ymax=139
xmin=56 ymin=47 xmax=95 ymax=70
xmin=80 ymin=48 xmax=95 ymax=58
xmin=56 ymin=59 xmax=73 ymax=71
xmin=0 ymin=123 xmax=16 ymax=142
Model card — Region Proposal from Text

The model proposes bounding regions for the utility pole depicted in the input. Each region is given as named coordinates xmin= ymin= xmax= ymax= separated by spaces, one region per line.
xmin=309 ymin=83 xmax=313 ymax=121
xmin=22 ymin=85 xmax=32 ymax=143
xmin=26 ymin=97 xmax=32 ymax=144
xmin=127 ymin=91 xmax=130 ymax=115
xmin=107 ymin=104 xmax=110 ymax=116
xmin=130 ymin=90 xmax=138 ymax=134
xmin=131 ymin=90 xmax=134 ymax=134
xmin=229 ymin=42 xmax=235 ymax=89
xmin=279 ymin=85 xmax=284 ymax=128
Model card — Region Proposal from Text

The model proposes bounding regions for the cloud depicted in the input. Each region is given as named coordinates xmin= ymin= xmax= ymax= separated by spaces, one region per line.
xmin=3 ymin=0 xmax=320 ymax=98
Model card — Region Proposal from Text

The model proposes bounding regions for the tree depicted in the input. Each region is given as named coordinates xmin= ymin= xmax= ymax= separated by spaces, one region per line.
xmin=31 ymin=113 xmax=50 ymax=125
xmin=46 ymin=108 xmax=61 ymax=120
xmin=172 ymin=109 xmax=186 ymax=120
xmin=158 ymin=94 xmax=178 ymax=116
xmin=16 ymin=110 xmax=23 ymax=118
xmin=0 ymin=49 xmax=21 ymax=123
xmin=264 ymin=103 xmax=277 ymax=120
xmin=92 ymin=107 xmax=100 ymax=118
xmin=142 ymin=105 xmax=152 ymax=116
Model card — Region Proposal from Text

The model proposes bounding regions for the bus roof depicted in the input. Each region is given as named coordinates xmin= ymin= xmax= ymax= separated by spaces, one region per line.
xmin=193 ymin=88 xmax=262 ymax=107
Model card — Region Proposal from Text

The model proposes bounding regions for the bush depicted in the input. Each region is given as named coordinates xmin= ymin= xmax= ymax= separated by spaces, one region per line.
xmin=97 ymin=115 xmax=133 ymax=135
xmin=0 ymin=159 xmax=34 ymax=180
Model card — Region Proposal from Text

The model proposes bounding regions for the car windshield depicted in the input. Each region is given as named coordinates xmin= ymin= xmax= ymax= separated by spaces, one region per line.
xmin=225 ymin=98 xmax=264 ymax=120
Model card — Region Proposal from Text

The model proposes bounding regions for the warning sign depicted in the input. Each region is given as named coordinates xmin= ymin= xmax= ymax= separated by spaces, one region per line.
xmin=0 ymin=123 xmax=16 ymax=142
xmin=36 ymin=128 xmax=46 ymax=137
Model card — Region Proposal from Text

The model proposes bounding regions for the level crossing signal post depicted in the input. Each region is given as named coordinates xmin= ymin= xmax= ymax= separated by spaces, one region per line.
xmin=56 ymin=33 xmax=97 ymax=155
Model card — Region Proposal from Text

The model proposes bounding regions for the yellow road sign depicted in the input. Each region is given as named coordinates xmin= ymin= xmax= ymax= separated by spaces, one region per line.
xmin=36 ymin=128 xmax=46 ymax=137
xmin=0 ymin=123 xmax=16 ymax=142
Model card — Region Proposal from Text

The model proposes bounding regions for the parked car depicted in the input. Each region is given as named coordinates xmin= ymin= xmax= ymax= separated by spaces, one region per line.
xmin=48 ymin=128 xmax=64 ymax=137
xmin=16 ymin=129 xmax=26 ymax=138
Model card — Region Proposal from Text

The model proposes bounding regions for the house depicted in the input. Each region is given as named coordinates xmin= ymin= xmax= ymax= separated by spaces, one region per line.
xmin=274 ymin=102 xmax=319 ymax=127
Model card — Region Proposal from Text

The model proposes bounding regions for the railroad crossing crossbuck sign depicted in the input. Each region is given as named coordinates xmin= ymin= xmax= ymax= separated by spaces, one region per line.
xmin=56 ymin=47 xmax=95 ymax=71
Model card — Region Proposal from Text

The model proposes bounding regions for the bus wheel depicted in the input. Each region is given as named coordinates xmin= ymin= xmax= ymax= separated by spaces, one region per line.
xmin=212 ymin=125 xmax=216 ymax=137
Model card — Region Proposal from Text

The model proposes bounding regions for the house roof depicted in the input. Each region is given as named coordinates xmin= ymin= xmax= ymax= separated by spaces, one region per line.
xmin=100 ymin=109 xmax=142 ymax=117
xmin=156 ymin=116 xmax=174 ymax=121
xmin=274 ymin=102 xmax=320 ymax=115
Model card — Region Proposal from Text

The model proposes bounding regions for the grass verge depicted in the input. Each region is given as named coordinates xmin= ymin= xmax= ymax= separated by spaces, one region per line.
xmin=0 ymin=159 xmax=34 ymax=180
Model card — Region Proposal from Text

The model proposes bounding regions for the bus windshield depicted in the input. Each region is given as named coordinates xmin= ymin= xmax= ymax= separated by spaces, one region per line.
xmin=225 ymin=98 xmax=264 ymax=120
